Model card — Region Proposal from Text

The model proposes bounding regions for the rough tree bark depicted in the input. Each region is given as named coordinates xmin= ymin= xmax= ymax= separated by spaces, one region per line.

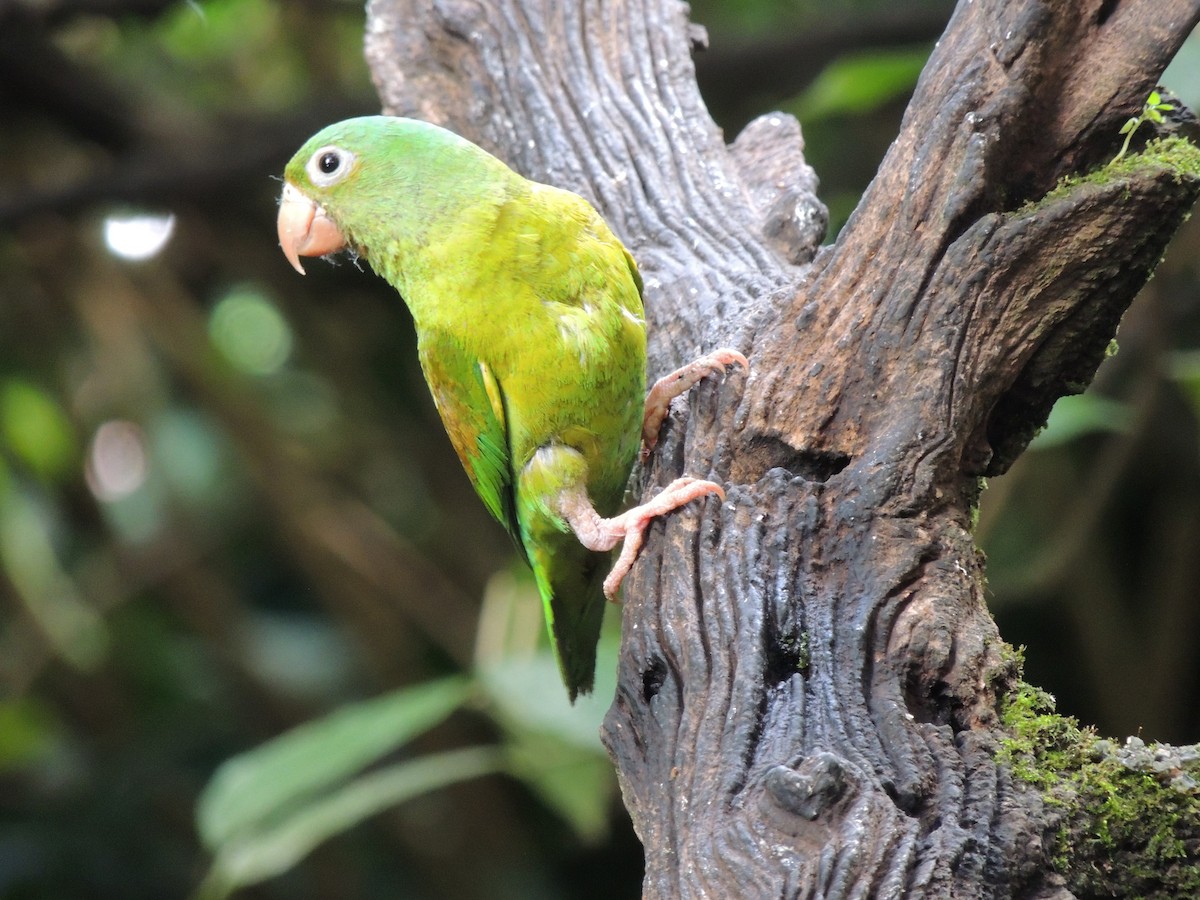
xmin=363 ymin=1 xmax=1200 ymax=897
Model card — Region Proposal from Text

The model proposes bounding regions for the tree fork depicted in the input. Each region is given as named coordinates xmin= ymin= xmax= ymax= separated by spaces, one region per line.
xmin=364 ymin=1 xmax=1200 ymax=896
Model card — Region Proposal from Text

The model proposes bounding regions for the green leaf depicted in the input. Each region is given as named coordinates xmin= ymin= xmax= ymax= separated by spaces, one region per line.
xmin=0 ymin=379 xmax=77 ymax=480
xmin=1167 ymin=350 xmax=1200 ymax=420
xmin=791 ymin=46 xmax=930 ymax=123
xmin=1029 ymin=394 xmax=1133 ymax=450
xmin=198 ymin=747 xmax=504 ymax=899
xmin=505 ymin=730 xmax=615 ymax=844
xmin=0 ymin=487 xmax=108 ymax=670
xmin=1118 ymin=118 xmax=1138 ymax=135
xmin=0 ymin=697 xmax=61 ymax=771
xmin=197 ymin=676 xmax=472 ymax=849
xmin=477 ymin=638 xmax=619 ymax=841
xmin=478 ymin=637 xmax=617 ymax=752
xmin=1146 ymin=108 xmax=1165 ymax=124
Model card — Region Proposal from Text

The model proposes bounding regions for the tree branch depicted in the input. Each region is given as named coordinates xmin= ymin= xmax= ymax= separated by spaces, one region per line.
xmin=363 ymin=0 xmax=1200 ymax=896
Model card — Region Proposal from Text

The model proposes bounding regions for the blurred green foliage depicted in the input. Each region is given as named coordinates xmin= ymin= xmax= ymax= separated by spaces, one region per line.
xmin=1 ymin=380 xmax=79 ymax=480
xmin=790 ymin=46 xmax=929 ymax=124
xmin=197 ymin=676 xmax=485 ymax=897
xmin=1 ymin=0 xmax=1198 ymax=897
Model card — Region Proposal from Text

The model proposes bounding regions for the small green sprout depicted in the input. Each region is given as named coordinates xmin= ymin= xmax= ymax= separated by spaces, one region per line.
xmin=1113 ymin=90 xmax=1175 ymax=162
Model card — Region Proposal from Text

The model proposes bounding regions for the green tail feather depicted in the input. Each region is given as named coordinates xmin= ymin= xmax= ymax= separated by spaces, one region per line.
xmin=532 ymin=541 xmax=609 ymax=702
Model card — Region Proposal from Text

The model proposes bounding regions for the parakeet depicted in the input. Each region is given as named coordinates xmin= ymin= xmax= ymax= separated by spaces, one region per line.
xmin=277 ymin=116 xmax=746 ymax=699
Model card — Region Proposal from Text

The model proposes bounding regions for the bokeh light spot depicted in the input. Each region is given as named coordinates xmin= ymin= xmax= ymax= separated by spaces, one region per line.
xmin=86 ymin=420 xmax=148 ymax=502
xmin=209 ymin=286 xmax=293 ymax=375
xmin=103 ymin=212 xmax=176 ymax=261
xmin=150 ymin=409 xmax=226 ymax=504
xmin=264 ymin=370 xmax=337 ymax=435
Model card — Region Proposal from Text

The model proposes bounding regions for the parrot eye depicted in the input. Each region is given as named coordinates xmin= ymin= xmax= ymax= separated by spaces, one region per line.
xmin=306 ymin=146 xmax=355 ymax=187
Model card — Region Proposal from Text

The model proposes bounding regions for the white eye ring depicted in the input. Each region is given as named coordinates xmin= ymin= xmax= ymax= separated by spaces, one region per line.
xmin=306 ymin=146 xmax=356 ymax=186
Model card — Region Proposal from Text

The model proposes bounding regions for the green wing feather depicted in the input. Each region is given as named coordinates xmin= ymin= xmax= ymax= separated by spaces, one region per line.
xmin=417 ymin=337 xmax=525 ymax=565
xmin=420 ymin=331 xmax=623 ymax=700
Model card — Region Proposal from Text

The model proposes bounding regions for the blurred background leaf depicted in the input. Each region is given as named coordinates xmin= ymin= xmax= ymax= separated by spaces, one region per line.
xmin=199 ymin=746 xmax=506 ymax=899
xmin=789 ymin=46 xmax=929 ymax=124
xmin=1028 ymin=393 xmax=1134 ymax=451
xmin=196 ymin=676 xmax=474 ymax=851
xmin=479 ymin=629 xmax=621 ymax=844
xmin=1 ymin=0 xmax=1197 ymax=897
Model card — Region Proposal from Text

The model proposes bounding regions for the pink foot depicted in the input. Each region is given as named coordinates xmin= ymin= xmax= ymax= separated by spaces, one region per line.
xmin=560 ymin=477 xmax=726 ymax=600
xmin=641 ymin=349 xmax=749 ymax=461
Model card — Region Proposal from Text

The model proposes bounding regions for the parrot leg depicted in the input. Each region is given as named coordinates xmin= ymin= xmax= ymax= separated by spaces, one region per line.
xmin=559 ymin=476 xmax=725 ymax=600
xmin=641 ymin=349 xmax=749 ymax=460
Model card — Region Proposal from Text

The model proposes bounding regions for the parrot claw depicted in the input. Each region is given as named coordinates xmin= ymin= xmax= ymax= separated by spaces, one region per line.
xmin=641 ymin=348 xmax=749 ymax=461
xmin=560 ymin=476 xmax=725 ymax=601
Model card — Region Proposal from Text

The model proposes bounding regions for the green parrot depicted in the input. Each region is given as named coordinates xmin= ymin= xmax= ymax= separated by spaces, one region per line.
xmin=277 ymin=116 xmax=746 ymax=699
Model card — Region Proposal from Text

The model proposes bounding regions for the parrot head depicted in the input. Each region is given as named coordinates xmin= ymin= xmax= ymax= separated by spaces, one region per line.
xmin=276 ymin=115 xmax=513 ymax=274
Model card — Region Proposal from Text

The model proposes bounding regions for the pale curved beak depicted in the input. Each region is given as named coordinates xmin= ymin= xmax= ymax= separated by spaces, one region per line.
xmin=277 ymin=182 xmax=347 ymax=275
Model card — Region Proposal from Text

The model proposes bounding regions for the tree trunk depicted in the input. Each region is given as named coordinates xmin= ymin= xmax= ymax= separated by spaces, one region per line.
xmin=363 ymin=1 xmax=1200 ymax=896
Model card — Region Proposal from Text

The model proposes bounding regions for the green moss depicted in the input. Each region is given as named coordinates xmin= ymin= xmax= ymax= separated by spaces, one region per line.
xmin=1015 ymin=135 xmax=1200 ymax=217
xmin=996 ymin=667 xmax=1087 ymax=791
xmin=778 ymin=630 xmax=810 ymax=673
xmin=969 ymin=478 xmax=985 ymax=530
xmin=795 ymin=630 xmax=810 ymax=673
xmin=996 ymin=650 xmax=1200 ymax=898
xmin=1107 ymin=134 xmax=1200 ymax=180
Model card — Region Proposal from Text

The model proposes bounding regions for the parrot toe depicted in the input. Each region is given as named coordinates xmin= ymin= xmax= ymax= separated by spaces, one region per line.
xmin=557 ymin=477 xmax=725 ymax=601
xmin=641 ymin=348 xmax=750 ymax=460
